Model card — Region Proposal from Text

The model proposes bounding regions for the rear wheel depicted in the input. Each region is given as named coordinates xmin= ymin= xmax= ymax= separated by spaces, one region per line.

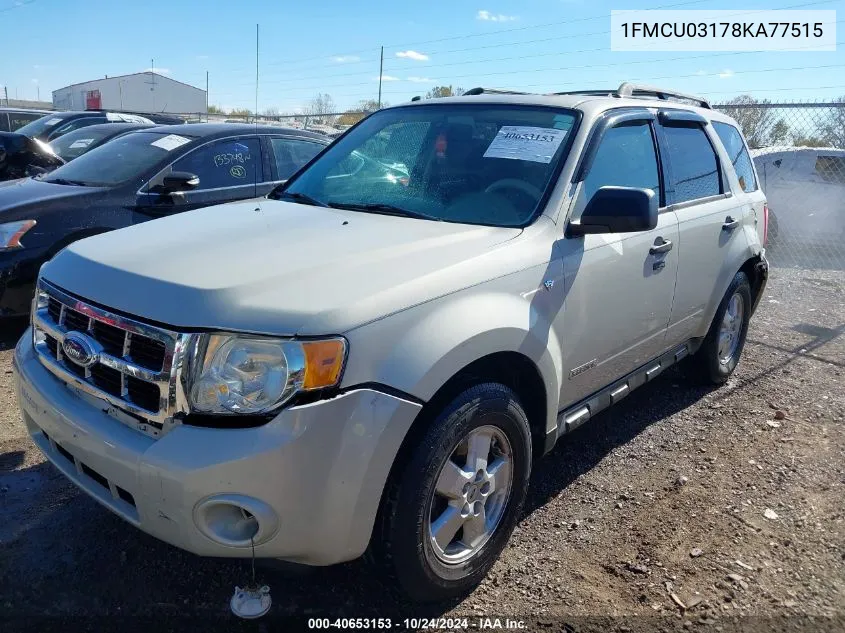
xmin=375 ymin=383 xmax=531 ymax=602
xmin=688 ymin=271 xmax=752 ymax=384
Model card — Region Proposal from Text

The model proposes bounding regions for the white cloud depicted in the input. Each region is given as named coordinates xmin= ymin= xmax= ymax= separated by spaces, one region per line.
xmin=477 ymin=10 xmax=518 ymax=22
xmin=375 ymin=74 xmax=400 ymax=82
xmin=695 ymin=70 xmax=707 ymax=76
xmin=407 ymin=76 xmax=435 ymax=83
xmin=143 ymin=67 xmax=171 ymax=75
xmin=718 ymin=69 xmax=735 ymax=79
xmin=396 ymin=50 xmax=429 ymax=61
xmin=30 ymin=78 xmax=38 ymax=84
xmin=332 ymin=55 xmax=361 ymax=63
xmin=196 ymin=55 xmax=209 ymax=61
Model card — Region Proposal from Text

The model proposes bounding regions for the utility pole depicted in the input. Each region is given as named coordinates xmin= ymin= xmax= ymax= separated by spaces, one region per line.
xmin=37 ymin=86 xmax=40 ymax=101
xmin=377 ymin=46 xmax=384 ymax=109
xmin=3 ymin=86 xmax=7 ymax=106
xmin=206 ymin=70 xmax=209 ymax=120
xmin=255 ymin=24 xmax=259 ymax=123
xmin=146 ymin=58 xmax=157 ymax=111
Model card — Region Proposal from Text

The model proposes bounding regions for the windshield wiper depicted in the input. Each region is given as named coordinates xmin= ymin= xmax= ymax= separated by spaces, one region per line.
xmin=327 ymin=202 xmax=439 ymax=221
xmin=45 ymin=178 xmax=90 ymax=187
xmin=273 ymin=190 xmax=328 ymax=207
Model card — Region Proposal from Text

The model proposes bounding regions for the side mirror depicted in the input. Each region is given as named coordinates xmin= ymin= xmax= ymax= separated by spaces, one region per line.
xmin=567 ymin=186 xmax=658 ymax=236
xmin=161 ymin=171 xmax=200 ymax=193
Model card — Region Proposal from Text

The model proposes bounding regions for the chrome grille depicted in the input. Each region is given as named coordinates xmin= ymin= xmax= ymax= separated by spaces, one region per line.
xmin=32 ymin=279 xmax=190 ymax=438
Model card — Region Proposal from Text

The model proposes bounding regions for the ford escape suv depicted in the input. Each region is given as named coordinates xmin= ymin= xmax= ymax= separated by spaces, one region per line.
xmin=14 ymin=83 xmax=769 ymax=602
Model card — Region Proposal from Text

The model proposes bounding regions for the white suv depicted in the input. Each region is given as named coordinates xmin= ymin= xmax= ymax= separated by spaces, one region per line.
xmin=15 ymin=83 xmax=768 ymax=602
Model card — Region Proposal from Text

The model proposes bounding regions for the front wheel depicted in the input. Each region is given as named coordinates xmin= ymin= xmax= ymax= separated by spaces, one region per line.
xmin=375 ymin=383 xmax=532 ymax=602
xmin=688 ymin=271 xmax=752 ymax=384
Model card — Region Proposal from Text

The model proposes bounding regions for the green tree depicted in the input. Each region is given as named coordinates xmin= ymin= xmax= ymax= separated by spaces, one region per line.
xmin=207 ymin=104 xmax=224 ymax=114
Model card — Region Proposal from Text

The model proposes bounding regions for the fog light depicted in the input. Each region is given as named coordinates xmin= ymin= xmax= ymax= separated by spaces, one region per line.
xmin=193 ymin=494 xmax=279 ymax=547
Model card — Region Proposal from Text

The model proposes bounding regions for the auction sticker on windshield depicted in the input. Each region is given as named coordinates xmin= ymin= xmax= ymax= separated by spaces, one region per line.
xmin=151 ymin=134 xmax=192 ymax=151
xmin=69 ymin=139 xmax=94 ymax=149
xmin=483 ymin=126 xmax=568 ymax=163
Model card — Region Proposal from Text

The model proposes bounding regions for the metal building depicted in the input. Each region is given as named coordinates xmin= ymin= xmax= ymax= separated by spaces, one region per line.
xmin=52 ymin=72 xmax=206 ymax=115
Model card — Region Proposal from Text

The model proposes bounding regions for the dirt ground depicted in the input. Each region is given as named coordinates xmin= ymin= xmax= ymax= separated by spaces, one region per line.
xmin=0 ymin=267 xmax=843 ymax=632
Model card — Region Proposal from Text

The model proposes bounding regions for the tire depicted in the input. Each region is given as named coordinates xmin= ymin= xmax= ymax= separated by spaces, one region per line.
xmin=688 ymin=271 xmax=752 ymax=384
xmin=375 ymin=382 xmax=532 ymax=602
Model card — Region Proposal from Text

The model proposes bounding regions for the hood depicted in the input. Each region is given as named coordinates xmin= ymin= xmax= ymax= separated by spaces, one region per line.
xmin=42 ymin=199 xmax=522 ymax=335
xmin=0 ymin=176 xmax=93 ymax=213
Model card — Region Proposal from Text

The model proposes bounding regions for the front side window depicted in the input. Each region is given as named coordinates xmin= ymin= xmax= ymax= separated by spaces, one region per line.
xmin=276 ymin=104 xmax=577 ymax=227
xmin=582 ymin=121 xmax=660 ymax=203
xmin=41 ymin=131 xmax=195 ymax=187
xmin=815 ymin=155 xmax=845 ymax=184
xmin=713 ymin=121 xmax=757 ymax=193
xmin=48 ymin=117 xmax=107 ymax=141
xmin=663 ymin=125 xmax=722 ymax=204
xmin=172 ymin=137 xmax=260 ymax=189
xmin=270 ymin=137 xmax=324 ymax=180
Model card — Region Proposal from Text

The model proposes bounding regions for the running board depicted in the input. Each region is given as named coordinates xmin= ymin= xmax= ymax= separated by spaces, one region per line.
xmin=556 ymin=341 xmax=700 ymax=438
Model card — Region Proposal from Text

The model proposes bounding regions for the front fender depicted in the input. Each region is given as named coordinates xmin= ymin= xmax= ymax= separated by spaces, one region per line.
xmin=341 ymin=285 xmax=564 ymax=441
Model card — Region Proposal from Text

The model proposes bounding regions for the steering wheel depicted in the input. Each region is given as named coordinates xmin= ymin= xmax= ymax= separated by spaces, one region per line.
xmin=484 ymin=178 xmax=543 ymax=203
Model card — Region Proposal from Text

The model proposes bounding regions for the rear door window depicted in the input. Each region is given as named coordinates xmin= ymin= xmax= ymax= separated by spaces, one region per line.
xmin=713 ymin=122 xmax=757 ymax=193
xmin=662 ymin=125 xmax=722 ymax=204
xmin=270 ymin=137 xmax=325 ymax=180
xmin=172 ymin=137 xmax=260 ymax=189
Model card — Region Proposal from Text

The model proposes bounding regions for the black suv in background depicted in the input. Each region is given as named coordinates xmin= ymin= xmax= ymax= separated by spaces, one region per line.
xmin=0 ymin=107 xmax=53 ymax=133
xmin=0 ymin=123 xmax=330 ymax=317
xmin=14 ymin=111 xmax=154 ymax=142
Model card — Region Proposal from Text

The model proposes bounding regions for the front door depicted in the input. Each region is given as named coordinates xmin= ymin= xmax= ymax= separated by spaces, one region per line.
xmin=557 ymin=114 xmax=679 ymax=407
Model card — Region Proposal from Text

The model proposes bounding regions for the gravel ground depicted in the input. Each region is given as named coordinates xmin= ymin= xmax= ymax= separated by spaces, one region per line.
xmin=0 ymin=267 xmax=843 ymax=632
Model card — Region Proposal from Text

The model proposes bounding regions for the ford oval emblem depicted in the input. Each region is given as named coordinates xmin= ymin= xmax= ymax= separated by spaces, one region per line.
xmin=62 ymin=332 xmax=99 ymax=368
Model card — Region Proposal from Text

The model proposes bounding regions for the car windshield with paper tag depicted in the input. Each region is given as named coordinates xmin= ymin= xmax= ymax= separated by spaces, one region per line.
xmin=276 ymin=104 xmax=576 ymax=227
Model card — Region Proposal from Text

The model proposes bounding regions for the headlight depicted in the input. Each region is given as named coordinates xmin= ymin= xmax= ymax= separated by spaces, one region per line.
xmin=189 ymin=334 xmax=347 ymax=414
xmin=0 ymin=220 xmax=37 ymax=250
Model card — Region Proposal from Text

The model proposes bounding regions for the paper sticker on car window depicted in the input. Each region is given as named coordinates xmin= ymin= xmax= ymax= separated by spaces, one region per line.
xmin=45 ymin=118 xmax=63 ymax=126
xmin=69 ymin=139 xmax=94 ymax=149
xmin=483 ymin=126 xmax=567 ymax=163
xmin=151 ymin=134 xmax=191 ymax=151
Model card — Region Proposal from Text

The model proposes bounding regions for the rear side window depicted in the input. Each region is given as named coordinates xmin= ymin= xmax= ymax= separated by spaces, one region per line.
xmin=662 ymin=125 xmax=722 ymax=203
xmin=270 ymin=137 xmax=324 ymax=180
xmin=582 ymin=121 xmax=660 ymax=202
xmin=815 ymin=155 xmax=845 ymax=184
xmin=713 ymin=122 xmax=757 ymax=193
xmin=9 ymin=112 xmax=42 ymax=131
xmin=0 ymin=113 xmax=8 ymax=132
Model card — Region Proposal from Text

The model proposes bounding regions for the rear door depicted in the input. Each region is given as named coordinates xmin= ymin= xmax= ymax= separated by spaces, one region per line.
xmin=558 ymin=110 xmax=680 ymax=405
xmin=660 ymin=112 xmax=749 ymax=345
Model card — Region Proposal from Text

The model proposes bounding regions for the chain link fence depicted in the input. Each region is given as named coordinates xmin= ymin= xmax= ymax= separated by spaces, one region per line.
xmin=713 ymin=100 xmax=845 ymax=272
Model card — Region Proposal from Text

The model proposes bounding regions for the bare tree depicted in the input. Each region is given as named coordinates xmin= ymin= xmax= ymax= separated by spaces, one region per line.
xmin=425 ymin=85 xmax=465 ymax=99
xmin=818 ymin=96 xmax=845 ymax=148
xmin=721 ymin=95 xmax=789 ymax=149
xmin=305 ymin=93 xmax=337 ymax=125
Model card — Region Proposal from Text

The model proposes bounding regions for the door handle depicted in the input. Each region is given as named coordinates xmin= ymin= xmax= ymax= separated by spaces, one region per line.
xmin=722 ymin=216 xmax=740 ymax=230
xmin=649 ymin=238 xmax=673 ymax=255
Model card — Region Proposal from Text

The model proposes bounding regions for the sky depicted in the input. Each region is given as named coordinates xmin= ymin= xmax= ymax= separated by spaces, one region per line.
xmin=1 ymin=0 xmax=844 ymax=114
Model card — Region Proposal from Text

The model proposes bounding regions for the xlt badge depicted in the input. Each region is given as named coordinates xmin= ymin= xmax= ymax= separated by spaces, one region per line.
xmin=569 ymin=358 xmax=597 ymax=379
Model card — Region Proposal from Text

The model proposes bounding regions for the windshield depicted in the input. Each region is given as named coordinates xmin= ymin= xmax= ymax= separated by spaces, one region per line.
xmin=50 ymin=126 xmax=125 ymax=161
xmin=41 ymin=131 xmax=194 ymax=187
xmin=15 ymin=113 xmax=72 ymax=140
xmin=277 ymin=104 xmax=577 ymax=227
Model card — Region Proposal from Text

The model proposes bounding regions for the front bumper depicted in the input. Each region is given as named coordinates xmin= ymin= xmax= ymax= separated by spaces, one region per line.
xmin=0 ymin=246 xmax=50 ymax=317
xmin=14 ymin=330 xmax=422 ymax=565
xmin=750 ymin=252 xmax=769 ymax=316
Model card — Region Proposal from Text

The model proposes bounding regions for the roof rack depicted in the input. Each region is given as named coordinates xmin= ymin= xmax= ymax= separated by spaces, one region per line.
xmin=463 ymin=87 xmax=531 ymax=96
xmin=553 ymin=82 xmax=711 ymax=109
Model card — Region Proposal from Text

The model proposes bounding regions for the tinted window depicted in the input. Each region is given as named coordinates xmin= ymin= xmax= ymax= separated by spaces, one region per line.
xmin=270 ymin=137 xmax=324 ymax=179
xmin=815 ymin=155 xmax=845 ymax=184
xmin=41 ymin=131 xmax=192 ymax=187
xmin=663 ymin=125 xmax=721 ymax=203
xmin=48 ymin=117 xmax=107 ymax=141
xmin=582 ymin=122 xmax=660 ymax=202
xmin=15 ymin=113 xmax=73 ymax=140
xmin=713 ymin=122 xmax=757 ymax=193
xmin=8 ymin=112 xmax=42 ymax=131
xmin=50 ymin=126 xmax=124 ymax=161
xmin=281 ymin=105 xmax=577 ymax=227
xmin=0 ymin=113 xmax=8 ymax=132
xmin=172 ymin=137 xmax=259 ymax=189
